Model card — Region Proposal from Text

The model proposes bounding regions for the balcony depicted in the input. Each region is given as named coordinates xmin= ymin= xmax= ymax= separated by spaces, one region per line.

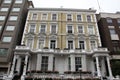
xmin=25 ymin=71 xmax=92 ymax=79
xmin=15 ymin=46 xmax=30 ymax=50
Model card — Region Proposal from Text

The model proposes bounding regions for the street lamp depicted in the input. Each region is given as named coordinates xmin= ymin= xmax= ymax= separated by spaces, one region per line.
xmin=78 ymin=68 xmax=82 ymax=80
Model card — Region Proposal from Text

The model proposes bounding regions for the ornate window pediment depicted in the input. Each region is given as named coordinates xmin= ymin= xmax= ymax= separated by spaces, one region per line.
xmin=49 ymin=35 xmax=57 ymax=40
xmin=89 ymin=35 xmax=97 ymax=40
xmin=67 ymin=34 xmax=75 ymax=40
xmin=38 ymin=33 xmax=46 ymax=40
xmin=25 ymin=33 xmax=35 ymax=38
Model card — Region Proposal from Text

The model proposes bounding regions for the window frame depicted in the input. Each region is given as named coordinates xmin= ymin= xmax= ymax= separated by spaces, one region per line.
xmin=41 ymin=13 xmax=48 ymax=20
xmin=0 ymin=16 xmax=6 ymax=21
xmin=12 ymin=8 xmax=20 ymax=12
xmin=15 ymin=0 xmax=22 ymax=4
xmin=9 ymin=16 xmax=18 ymax=21
xmin=52 ymin=13 xmax=57 ymax=21
xmin=67 ymin=14 xmax=72 ymax=21
xmin=50 ymin=40 xmax=56 ymax=49
xmin=2 ymin=36 xmax=12 ymax=42
xmin=77 ymin=14 xmax=82 ymax=21
xmin=41 ymin=56 xmax=49 ymax=71
xmin=0 ymin=8 xmax=9 ymax=12
xmin=6 ymin=26 xmax=15 ymax=31
xmin=40 ymin=24 xmax=46 ymax=33
xmin=77 ymin=25 xmax=84 ymax=34
xmin=75 ymin=57 xmax=82 ymax=71
xmin=88 ymin=25 xmax=95 ymax=35
xmin=29 ymin=24 xmax=36 ymax=33
xmin=67 ymin=24 xmax=73 ymax=34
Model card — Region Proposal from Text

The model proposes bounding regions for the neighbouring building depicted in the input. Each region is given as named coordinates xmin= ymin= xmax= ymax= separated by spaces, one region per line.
xmin=0 ymin=0 xmax=33 ymax=76
xmin=8 ymin=8 xmax=113 ymax=80
xmin=97 ymin=12 xmax=120 ymax=76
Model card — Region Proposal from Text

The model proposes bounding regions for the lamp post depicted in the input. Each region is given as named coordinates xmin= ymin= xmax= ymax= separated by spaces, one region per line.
xmin=78 ymin=68 xmax=82 ymax=80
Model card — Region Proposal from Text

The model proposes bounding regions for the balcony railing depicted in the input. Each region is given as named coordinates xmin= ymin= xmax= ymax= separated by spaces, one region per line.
xmin=15 ymin=46 xmax=108 ymax=55
xmin=15 ymin=46 xmax=30 ymax=50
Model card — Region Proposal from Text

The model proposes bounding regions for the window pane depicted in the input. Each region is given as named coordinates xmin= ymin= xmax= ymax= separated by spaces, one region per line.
xmin=68 ymin=40 xmax=73 ymax=49
xmin=27 ymin=39 xmax=33 ymax=48
xmin=9 ymin=16 xmax=18 ymax=21
xmin=67 ymin=25 xmax=72 ymax=33
xmin=109 ymin=29 xmax=116 ymax=34
xmin=88 ymin=25 xmax=94 ymax=34
xmin=12 ymin=8 xmax=20 ymax=12
xmin=4 ymin=0 xmax=11 ymax=3
xmin=75 ymin=57 xmax=82 ymax=71
xmin=51 ymin=24 xmax=56 ymax=33
xmin=0 ymin=16 xmax=5 ymax=20
xmin=90 ymin=41 xmax=96 ymax=50
xmin=52 ymin=14 xmax=57 ymax=20
xmin=0 ymin=48 xmax=8 ymax=55
xmin=40 ymin=24 xmax=46 ymax=33
xmin=117 ymin=19 xmax=120 ymax=23
xmin=0 ymin=8 xmax=9 ymax=11
xmin=15 ymin=0 xmax=22 ymax=3
xmin=38 ymin=40 xmax=44 ymax=49
xmin=107 ymin=18 xmax=112 ymax=23
xmin=29 ymin=24 xmax=35 ymax=33
xmin=2 ymin=37 xmax=12 ymax=42
xmin=0 ymin=26 xmax=2 ymax=30
xmin=67 ymin=14 xmax=72 ymax=21
xmin=32 ymin=13 xmax=37 ymax=20
xmin=79 ymin=41 xmax=85 ymax=49
xmin=77 ymin=15 xmax=81 ymax=21
xmin=42 ymin=14 xmax=47 ymax=20
xmin=41 ymin=56 xmax=48 ymax=71
xmin=87 ymin=15 xmax=91 ymax=22
xmin=78 ymin=25 xmax=83 ymax=33
xmin=6 ymin=26 xmax=15 ymax=31
xmin=50 ymin=40 xmax=56 ymax=49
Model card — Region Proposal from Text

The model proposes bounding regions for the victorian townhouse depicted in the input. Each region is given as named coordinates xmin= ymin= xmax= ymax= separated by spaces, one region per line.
xmin=0 ymin=0 xmax=33 ymax=77
xmin=8 ymin=8 xmax=113 ymax=80
xmin=97 ymin=12 xmax=120 ymax=77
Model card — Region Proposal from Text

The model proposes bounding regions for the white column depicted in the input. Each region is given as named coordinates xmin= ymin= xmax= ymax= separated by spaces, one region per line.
xmin=36 ymin=54 xmax=42 ymax=70
xmin=9 ymin=55 xmax=17 ymax=77
xmin=70 ymin=55 xmax=75 ymax=71
xmin=95 ymin=56 xmax=101 ymax=77
xmin=82 ymin=55 xmax=87 ymax=71
xmin=16 ymin=56 xmax=21 ymax=74
xmin=106 ymin=57 xmax=113 ymax=80
xmin=21 ymin=55 xmax=29 ymax=80
xmin=101 ymin=57 xmax=106 ymax=77
xmin=48 ymin=55 xmax=54 ymax=71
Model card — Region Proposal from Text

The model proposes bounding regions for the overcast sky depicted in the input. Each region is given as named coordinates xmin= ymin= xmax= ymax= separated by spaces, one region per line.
xmin=31 ymin=0 xmax=120 ymax=13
